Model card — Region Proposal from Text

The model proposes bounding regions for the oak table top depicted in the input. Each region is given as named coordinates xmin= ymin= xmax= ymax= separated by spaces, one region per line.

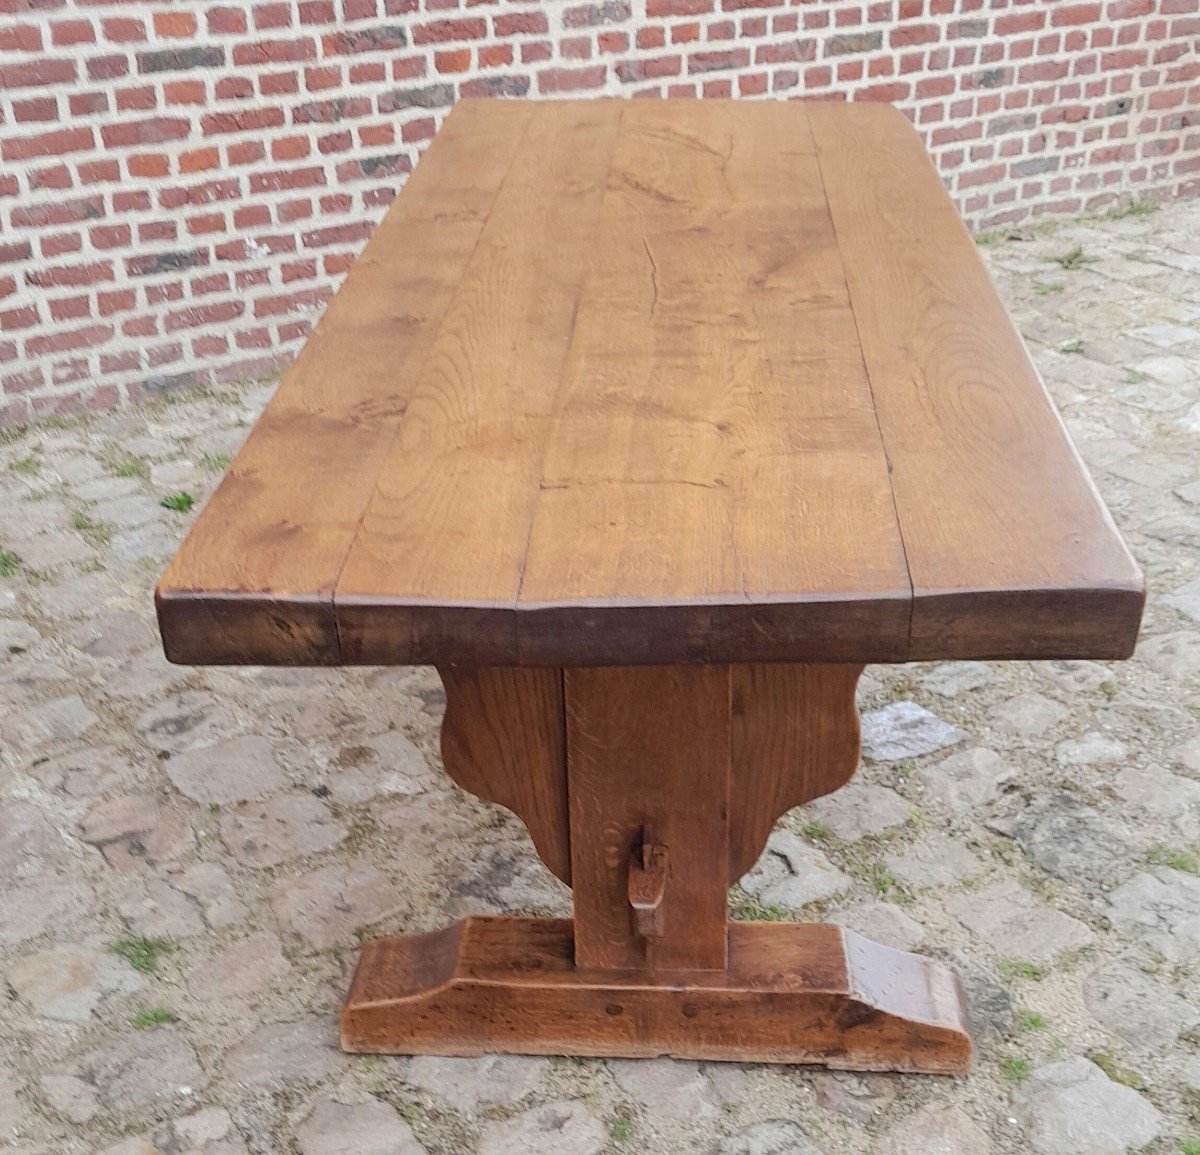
xmin=157 ymin=99 xmax=1143 ymax=669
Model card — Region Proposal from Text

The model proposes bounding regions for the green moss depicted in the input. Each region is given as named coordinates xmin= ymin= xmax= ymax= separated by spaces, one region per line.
xmin=10 ymin=455 xmax=39 ymax=476
xmin=1089 ymin=1051 xmax=1146 ymax=1090
xmin=997 ymin=958 xmax=1048 ymax=982
xmin=1148 ymin=844 xmax=1200 ymax=875
xmin=1108 ymin=198 xmax=1158 ymax=219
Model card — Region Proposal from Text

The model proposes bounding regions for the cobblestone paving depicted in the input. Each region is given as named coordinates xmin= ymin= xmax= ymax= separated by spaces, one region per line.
xmin=2 ymin=200 xmax=1199 ymax=1155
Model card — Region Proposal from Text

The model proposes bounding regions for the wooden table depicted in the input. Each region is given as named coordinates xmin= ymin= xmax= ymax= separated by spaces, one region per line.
xmin=157 ymin=100 xmax=1143 ymax=1074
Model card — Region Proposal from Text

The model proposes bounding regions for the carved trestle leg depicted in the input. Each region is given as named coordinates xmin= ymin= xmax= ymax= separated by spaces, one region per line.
xmin=340 ymin=663 xmax=973 ymax=1073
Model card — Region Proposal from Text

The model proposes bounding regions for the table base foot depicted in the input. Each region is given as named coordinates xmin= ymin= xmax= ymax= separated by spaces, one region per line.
xmin=341 ymin=916 xmax=971 ymax=1074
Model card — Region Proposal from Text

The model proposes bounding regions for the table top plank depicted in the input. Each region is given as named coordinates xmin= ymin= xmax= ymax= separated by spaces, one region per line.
xmin=334 ymin=102 xmax=624 ymax=663
xmin=157 ymin=99 xmax=1143 ymax=669
xmin=808 ymin=103 xmax=1143 ymax=659
xmin=155 ymin=101 xmax=535 ymax=664
xmin=516 ymin=100 xmax=911 ymax=663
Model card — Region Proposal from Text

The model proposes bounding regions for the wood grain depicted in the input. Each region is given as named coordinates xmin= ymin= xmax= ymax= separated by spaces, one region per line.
xmin=341 ymin=916 xmax=973 ymax=1073
xmin=516 ymin=99 xmax=909 ymax=666
xmin=438 ymin=666 xmax=570 ymax=885
xmin=159 ymin=99 xmax=1143 ymax=668
xmin=807 ymin=102 xmax=1144 ymax=660
xmin=334 ymin=101 xmax=624 ymax=664
xmin=157 ymin=100 xmax=534 ymax=664
xmin=565 ymin=665 xmax=731 ymax=972
xmin=729 ymin=663 xmax=863 ymax=881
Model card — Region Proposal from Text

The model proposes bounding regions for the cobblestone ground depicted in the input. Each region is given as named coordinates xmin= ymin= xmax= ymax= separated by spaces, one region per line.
xmin=2 ymin=199 xmax=1200 ymax=1155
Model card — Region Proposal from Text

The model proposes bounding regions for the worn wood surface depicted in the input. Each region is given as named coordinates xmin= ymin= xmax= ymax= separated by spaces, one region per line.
xmin=565 ymin=665 xmax=731 ymax=971
xmin=341 ymin=916 xmax=972 ymax=1073
xmin=729 ymin=663 xmax=863 ymax=881
xmin=158 ymin=99 xmax=1142 ymax=669
xmin=156 ymin=101 xmax=534 ymax=665
xmin=438 ymin=666 xmax=570 ymax=885
xmin=806 ymin=102 xmax=1144 ymax=660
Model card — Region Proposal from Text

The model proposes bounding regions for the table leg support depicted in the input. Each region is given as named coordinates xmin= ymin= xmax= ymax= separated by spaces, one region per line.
xmin=340 ymin=663 xmax=972 ymax=1074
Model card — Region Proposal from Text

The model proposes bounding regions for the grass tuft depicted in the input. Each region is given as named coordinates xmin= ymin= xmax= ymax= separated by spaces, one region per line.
xmin=1052 ymin=244 xmax=1095 ymax=271
xmin=1001 ymin=1057 xmax=1031 ymax=1085
xmin=997 ymin=958 xmax=1048 ymax=982
xmin=10 ymin=455 xmax=39 ymax=476
xmin=200 ymin=451 xmax=233 ymax=472
xmin=1017 ymin=1010 xmax=1047 ymax=1032
xmin=71 ymin=510 xmax=113 ymax=547
xmin=110 ymin=937 xmax=176 ymax=974
xmin=131 ymin=1006 xmax=180 ymax=1029
xmin=160 ymin=491 xmax=196 ymax=512
xmin=1108 ymin=198 xmax=1158 ymax=220
xmin=1148 ymin=844 xmax=1200 ymax=875
xmin=103 ymin=448 xmax=149 ymax=480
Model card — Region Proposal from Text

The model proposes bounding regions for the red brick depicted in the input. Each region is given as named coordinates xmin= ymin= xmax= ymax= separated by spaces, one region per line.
xmin=0 ymin=59 xmax=76 ymax=89
xmin=1052 ymin=3 xmax=1102 ymax=26
xmin=69 ymin=91 xmax=108 ymax=116
xmin=26 ymin=262 xmax=114 ymax=290
xmin=87 ymin=55 xmax=129 ymax=82
xmin=688 ymin=48 xmax=751 ymax=72
xmin=2 ymin=126 xmax=94 ymax=162
xmin=0 ymin=23 xmax=42 ymax=51
xmin=232 ymin=37 xmax=317 ymax=65
xmin=115 ymin=86 xmax=156 ymax=112
xmin=201 ymin=108 xmax=286 ymax=134
xmin=536 ymin=64 xmax=607 ymax=92
xmin=995 ymin=12 xmax=1045 ymax=36
xmin=165 ymin=80 xmax=206 ymax=105
xmin=647 ymin=0 xmax=712 ymax=14
xmin=436 ymin=48 xmax=472 ymax=72
xmin=207 ymin=6 xmax=248 ymax=34
xmin=297 ymin=0 xmax=336 ymax=23
xmin=478 ymin=43 xmax=513 ymax=67
xmin=412 ymin=17 xmax=487 ymax=44
xmin=495 ymin=12 xmax=548 ymax=36
xmin=892 ymin=22 xmax=939 ymax=46
xmin=153 ymin=10 xmax=197 ymax=38
xmin=128 ymin=152 xmax=170 ymax=178
xmin=179 ymin=147 xmax=221 ymax=173
xmin=50 ymin=19 xmax=94 ymax=45
xmin=50 ymin=295 xmax=90 ymax=322
xmin=616 ymin=55 xmax=682 ymax=82
xmin=102 ymin=117 xmax=189 ymax=149
xmin=91 ymin=225 xmax=132 ymax=249
xmin=12 ymin=97 xmax=58 ymax=123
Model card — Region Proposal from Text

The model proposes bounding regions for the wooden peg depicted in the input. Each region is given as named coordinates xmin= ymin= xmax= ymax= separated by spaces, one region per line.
xmin=627 ymin=824 xmax=668 ymax=939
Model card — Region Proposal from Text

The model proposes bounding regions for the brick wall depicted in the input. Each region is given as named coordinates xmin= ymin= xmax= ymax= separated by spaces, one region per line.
xmin=2 ymin=1 xmax=1197 ymax=426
